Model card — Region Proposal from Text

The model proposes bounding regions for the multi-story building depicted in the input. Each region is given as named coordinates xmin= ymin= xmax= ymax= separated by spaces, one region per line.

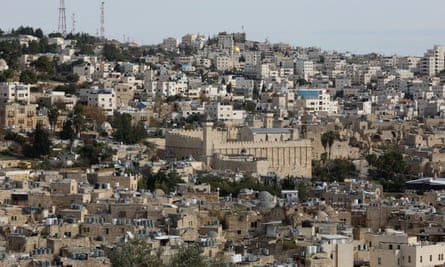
xmin=0 ymin=82 xmax=37 ymax=132
xmin=114 ymin=82 xmax=136 ymax=108
xmin=244 ymin=51 xmax=262 ymax=65
xmin=161 ymin=37 xmax=178 ymax=51
xmin=79 ymin=88 xmax=116 ymax=117
xmin=295 ymin=59 xmax=314 ymax=81
xmin=215 ymin=56 xmax=234 ymax=71
xmin=204 ymin=103 xmax=245 ymax=123
xmin=0 ymin=82 xmax=31 ymax=104
xmin=295 ymin=88 xmax=338 ymax=115
xmin=0 ymin=103 xmax=37 ymax=132
xmin=217 ymin=32 xmax=234 ymax=50
xmin=244 ymin=63 xmax=270 ymax=79
xmin=420 ymin=45 xmax=445 ymax=76
xmin=366 ymin=229 xmax=445 ymax=267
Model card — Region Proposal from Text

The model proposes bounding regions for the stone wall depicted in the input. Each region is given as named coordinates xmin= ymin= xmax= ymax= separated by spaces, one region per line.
xmin=166 ymin=126 xmax=313 ymax=177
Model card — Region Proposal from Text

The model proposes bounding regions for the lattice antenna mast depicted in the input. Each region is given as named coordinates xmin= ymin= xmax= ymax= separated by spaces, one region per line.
xmin=100 ymin=2 xmax=105 ymax=40
xmin=71 ymin=13 xmax=76 ymax=34
xmin=58 ymin=0 xmax=67 ymax=36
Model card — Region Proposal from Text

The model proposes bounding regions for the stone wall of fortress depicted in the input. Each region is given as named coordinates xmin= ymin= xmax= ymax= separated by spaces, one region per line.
xmin=165 ymin=130 xmax=204 ymax=160
xmin=166 ymin=127 xmax=312 ymax=177
xmin=213 ymin=140 xmax=312 ymax=177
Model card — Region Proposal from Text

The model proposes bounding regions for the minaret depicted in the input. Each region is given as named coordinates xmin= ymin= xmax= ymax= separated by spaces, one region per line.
xmin=202 ymin=116 xmax=214 ymax=167
xmin=264 ymin=113 xmax=273 ymax=128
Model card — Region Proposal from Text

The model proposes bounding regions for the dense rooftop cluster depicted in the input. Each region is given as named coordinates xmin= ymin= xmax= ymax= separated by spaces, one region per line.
xmin=0 ymin=26 xmax=445 ymax=266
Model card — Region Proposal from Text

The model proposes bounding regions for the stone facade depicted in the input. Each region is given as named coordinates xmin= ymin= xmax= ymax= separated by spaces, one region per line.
xmin=166 ymin=123 xmax=312 ymax=177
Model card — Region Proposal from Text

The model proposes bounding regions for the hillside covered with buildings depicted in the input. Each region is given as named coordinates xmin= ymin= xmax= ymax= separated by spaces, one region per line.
xmin=0 ymin=26 xmax=445 ymax=266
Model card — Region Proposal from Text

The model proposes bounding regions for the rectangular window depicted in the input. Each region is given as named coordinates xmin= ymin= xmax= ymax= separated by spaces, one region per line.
xmin=378 ymin=257 xmax=381 ymax=265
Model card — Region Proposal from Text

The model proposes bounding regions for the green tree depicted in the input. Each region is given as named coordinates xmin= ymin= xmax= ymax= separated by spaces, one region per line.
xmin=38 ymin=37 xmax=57 ymax=53
xmin=245 ymin=100 xmax=256 ymax=112
xmin=0 ymin=40 xmax=22 ymax=69
xmin=365 ymin=153 xmax=378 ymax=167
xmin=321 ymin=131 xmax=337 ymax=160
xmin=369 ymin=148 xmax=407 ymax=192
xmin=169 ymin=247 xmax=207 ymax=267
xmin=32 ymin=56 xmax=55 ymax=74
xmin=141 ymin=168 xmax=183 ymax=194
xmin=226 ymin=82 xmax=232 ymax=94
xmin=113 ymin=113 xmax=148 ymax=144
xmin=109 ymin=239 xmax=225 ymax=267
xmin=296 ymin=78 xmax=308 ymax=86
xmin=0 ymin=69 xmax=17 ymax=82
xmin=47 ymin=107 xmax=59 ymax=135
xmin=109 ymin=238 xmax=162 ymax=267
xmin=72 ymin=114 xmax=85 ymax=138
xmin=60 ymin=119 xmax=75 ymax=140
xmin=77 ymin=141 xmax=112 ymax=166
xmin=19 ymin=69 xmax=37 ymax=84
xmin=23 ymin=122 xmax=51 ymax=158
xmin=103 ymin=43 xmax=126 ymax=61
xmin=313 ymin=159 xmax=357 ymax=182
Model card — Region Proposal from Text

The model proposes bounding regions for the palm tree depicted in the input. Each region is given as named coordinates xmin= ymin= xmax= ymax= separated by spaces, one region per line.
xmin=321 ymin=131 xmax=337 ymax=160
xmin=72 ymin=114 xmax=85 ymax=138
xmin=47 ymin=107 xmax=59 ymax=135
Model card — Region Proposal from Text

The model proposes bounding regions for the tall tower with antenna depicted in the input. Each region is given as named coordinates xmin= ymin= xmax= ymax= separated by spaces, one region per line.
xmin=71 ymin=13 xmax=76 ymax=34
xmin=58 ymin=0 xmax=67 ymax=36
xmin=100 ymin=2 xmax=105 ymax=40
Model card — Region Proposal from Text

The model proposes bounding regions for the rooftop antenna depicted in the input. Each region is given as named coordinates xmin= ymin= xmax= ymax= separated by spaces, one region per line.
xmin=58 ymin=0 xmax=67 ymax=36
xmin=100 ymin=2 xmax=105 ymax=40
xmin=71 ymin=13 xmax=76 ymax=34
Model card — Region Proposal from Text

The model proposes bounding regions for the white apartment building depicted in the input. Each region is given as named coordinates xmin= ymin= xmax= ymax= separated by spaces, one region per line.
xmin=399 ymin=56 xmax=421 ymax=72
xmin=244 ymin=51 xmax=262 ymax=65
xmin=420 ymin=45 xmax=445 ymax=76
xmin=343 ymin=99 xmax=372 ymax=115
xmin=0 ymin=82 xmax=30 ymax=104
xmin=79 ymin=88 xmax=116 ymax=117
xmin=295 ymin=59 xmax=314 ymax=81
xmin=244 ymin=64 xmax=270 ymax=79
xmin=161 ymin=37 xmax=178 ymax=51
xmin=371 ymin=89 xmax=404 ymax=105
xmin=181 ymin=34 xmax=198 ymax=47
xmin=295 ymin=88 xmax=338 ymax=114
xmin=335 ymin=74 xmax=352 ymax=90
xmin=204 ymin=102 xmax=245 ymax=122
xmin=216 ymin=56 xmax=234 ymax=71
xmin=217 ymin=32 xmax=234 ymax=50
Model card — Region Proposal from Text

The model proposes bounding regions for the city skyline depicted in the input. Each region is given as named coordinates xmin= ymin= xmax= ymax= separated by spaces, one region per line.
xmin=2 ymin=0 xmax=445 ymax=56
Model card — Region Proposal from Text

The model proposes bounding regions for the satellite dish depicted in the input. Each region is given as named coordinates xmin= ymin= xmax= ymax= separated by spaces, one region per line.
xmin=114 ymin=193 xmax=120 ymax=199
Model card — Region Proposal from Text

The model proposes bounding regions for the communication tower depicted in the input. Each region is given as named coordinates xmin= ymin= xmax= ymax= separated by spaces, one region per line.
xmin=58 ymin=0 xmax=67 ymax=36
xmin=100 ymin=2 xmax=105 ymax=40
xmin=71 ymin=13 xmax=76 ymax=34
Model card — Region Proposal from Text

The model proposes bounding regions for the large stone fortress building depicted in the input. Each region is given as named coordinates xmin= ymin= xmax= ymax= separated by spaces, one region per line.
xmin=165 ymin=120 xmax=312 ymax=177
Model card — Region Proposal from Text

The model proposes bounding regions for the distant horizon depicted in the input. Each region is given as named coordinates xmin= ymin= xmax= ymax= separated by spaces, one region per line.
xmin=2 ymin=1 xmax=445 ymax=57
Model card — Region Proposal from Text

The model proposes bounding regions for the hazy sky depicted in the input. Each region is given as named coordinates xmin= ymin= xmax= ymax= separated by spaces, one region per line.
xmin=2 ymin=0 xmax=445 ymax=56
